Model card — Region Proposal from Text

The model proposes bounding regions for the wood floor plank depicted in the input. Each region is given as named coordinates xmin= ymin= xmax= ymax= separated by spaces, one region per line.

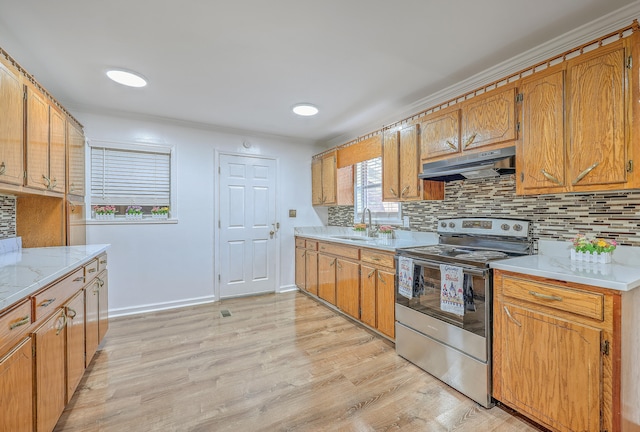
xmin=54 ymin=292 xmax=540 ymax=432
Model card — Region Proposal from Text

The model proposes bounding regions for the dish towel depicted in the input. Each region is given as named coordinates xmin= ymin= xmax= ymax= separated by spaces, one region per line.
xmin=398 ymin=256 xmax=414 ymax=299
xmin=440 ymin=264 xmax=464 ymax=316
xmin=463 ymin=274 xmax=476 ymax=312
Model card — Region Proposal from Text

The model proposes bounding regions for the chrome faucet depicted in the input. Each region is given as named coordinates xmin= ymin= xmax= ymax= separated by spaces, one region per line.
xmin=361 ymin=208 xmax=376 ymax=237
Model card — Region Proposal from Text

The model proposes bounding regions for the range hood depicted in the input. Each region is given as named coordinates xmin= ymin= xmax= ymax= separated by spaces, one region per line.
xmin=419 ymin=146 xmax=516 ymax=182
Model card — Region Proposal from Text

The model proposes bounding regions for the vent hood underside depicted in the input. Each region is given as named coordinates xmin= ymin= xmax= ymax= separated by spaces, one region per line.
xmin=419 ymin=146 xmax=516 ymax=182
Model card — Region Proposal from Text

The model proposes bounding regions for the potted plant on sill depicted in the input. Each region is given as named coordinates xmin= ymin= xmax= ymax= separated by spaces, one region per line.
xmin=151 ymin=206 xmax=169 ymax=219
xmin=94 ymin=205 xmax=116 ymax=220
xmin=125 ymin=205 xmax=143 ymax=220
xmin=378 ymin=225 xmax=395 ymax=241
xmin=571 ymin=234 xmax=617 ymax=263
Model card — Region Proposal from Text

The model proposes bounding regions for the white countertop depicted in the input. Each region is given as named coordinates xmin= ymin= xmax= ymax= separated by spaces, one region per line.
xmin=294 ymin=226 xmax=438 ymax=252
xmin=0 ymin=243 xmax=111 ymax=311
xmin=490 ymin=240 xmax=640 ymax=292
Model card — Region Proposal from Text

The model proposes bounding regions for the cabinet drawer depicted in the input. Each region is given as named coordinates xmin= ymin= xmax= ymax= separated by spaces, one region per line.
xmin=361 ymin=249 xmax=395 ymax=269
xmin=0 ymin=301 xmax=32 ymax=348
xmin=305 ymin=240 xmax=318 ymax=250
xmin=97 ymin=254 xmax=108 ymax=272
xmin=318 ymin=242 xmax=360 ymax=260
xmin=295 ymin=238 xmax=306 ymax=248
xmin=84 ymin=259 xmax=99 ymax=282
xmin=33 ymin=268 xmax=85 ymax=321
xmin=502 ymin=276 xmax=604 ymax=321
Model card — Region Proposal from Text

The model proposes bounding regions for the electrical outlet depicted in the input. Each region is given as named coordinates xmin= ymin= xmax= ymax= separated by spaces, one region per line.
xmin=403 ymin=216 xmax=410 ymax=227
xmin=289 ymin=209 xmax=297 ymax=217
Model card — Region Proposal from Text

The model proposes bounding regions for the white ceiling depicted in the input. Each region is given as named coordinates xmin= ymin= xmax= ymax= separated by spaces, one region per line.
xmin=0 ymin=0 xmax=638 ymax=145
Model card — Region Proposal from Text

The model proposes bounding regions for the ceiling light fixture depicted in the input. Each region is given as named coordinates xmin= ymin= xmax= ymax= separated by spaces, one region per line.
xmin=292 ymin=103 xmax=319 ymax=116
xmin=106 ymin=69 xmax=147 ymax=88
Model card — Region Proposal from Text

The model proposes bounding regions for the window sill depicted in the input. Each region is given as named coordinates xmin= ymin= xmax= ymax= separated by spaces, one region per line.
xmin=86 ymin=218 xmax=178 ymax=225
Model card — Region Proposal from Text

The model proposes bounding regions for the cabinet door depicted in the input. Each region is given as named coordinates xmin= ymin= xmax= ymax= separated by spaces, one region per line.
xmin=49 ymin=106 xmax=66 ymax=193
xmin=336 ymin=259 xmax=360 ymax=319
xmin=25 ymin=84 xmax=50 ymax=191
xmin=317 ymin=254 xmax=336 ymax=305
xmin=305 ymin=250 xmax=318 ymax=296
xmin=66 ymin=290 xmax=85 ymax=403
xmin=420 ymin=109 xmax=461 ymax=160
xmin=518 ymin=67 xmax=566 ymax=194
xmin=360 ymin=264 xmax=377 ymax=328
xmin=498 ymin=303 xmax=602 ymax=432
xmin=398 ymin=124 xmax=421 ymax=200
xmin=97 ymin=270 xmax=109 ymax=344
xmin=311 ymin=157 xmax=323 ymax=206
xmin=0 ymin=57 xmax=25 ymax=186
xmin=295 ymin=247 xmax=306 ymax=290
xmin=0 ymin=338 xmax=34 ymax=432
xmin=568 ymin=42 xmax=627 ymax=190
xmin=461 ymin=85 xmax=516 ymax=151
xmin=85 ymin=280 xmax=99 ymax=367
xmin=382 ymin=129 xmax=400 ymax=201
xmin=376 ymin=269 xmax=396 ymax=338
xmin=321 ymin=153 xmax=337 ymax=205
xmin=67 ymin=122 xmax=85 ymax=197
xmin=34 ymin=309 xmax=67 ymax=432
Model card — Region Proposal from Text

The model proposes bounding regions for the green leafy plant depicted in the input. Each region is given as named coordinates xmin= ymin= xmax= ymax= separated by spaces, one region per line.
xmin=572 ymin=234 xmax=617 ymax=254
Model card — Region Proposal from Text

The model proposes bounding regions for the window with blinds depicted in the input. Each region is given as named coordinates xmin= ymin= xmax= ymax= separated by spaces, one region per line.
xmin=90 ymin=144 xmax=172 ymax=217
xmin=354 ymin=157 xmax=401 ymax=224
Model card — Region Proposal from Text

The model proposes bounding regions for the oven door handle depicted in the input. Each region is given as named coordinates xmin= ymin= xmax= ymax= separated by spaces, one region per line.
xmin=402 ymin=257 xmax=489 ymax=278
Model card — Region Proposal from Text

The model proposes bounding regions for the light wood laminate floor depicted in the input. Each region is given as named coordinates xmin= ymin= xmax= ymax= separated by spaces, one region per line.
xmin=55 ymin=292 xmax=539 ymax=431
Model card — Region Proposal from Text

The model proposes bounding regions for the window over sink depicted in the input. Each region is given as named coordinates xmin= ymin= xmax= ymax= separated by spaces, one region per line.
xmin=354 ymin=157 xmax=401 ymax=225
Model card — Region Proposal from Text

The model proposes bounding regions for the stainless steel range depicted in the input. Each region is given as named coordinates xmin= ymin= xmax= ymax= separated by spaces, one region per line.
xmin=395 ymin=217 xmax=532 ymax=408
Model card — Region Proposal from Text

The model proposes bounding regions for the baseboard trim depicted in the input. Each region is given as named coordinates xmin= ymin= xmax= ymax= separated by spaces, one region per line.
xmin=109 ymin=295 xmax=217 ymax=318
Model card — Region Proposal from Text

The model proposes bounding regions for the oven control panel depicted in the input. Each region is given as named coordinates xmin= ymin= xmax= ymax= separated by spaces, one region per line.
xmin=437 ymin=218 xmax=530 ymax=238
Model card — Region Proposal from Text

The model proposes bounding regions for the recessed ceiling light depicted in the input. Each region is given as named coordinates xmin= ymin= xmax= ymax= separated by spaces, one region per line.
xmin=106 ymin=69 xmax=147 ymax=88
xmin=292 ymin=104 xmax=319 ymax=116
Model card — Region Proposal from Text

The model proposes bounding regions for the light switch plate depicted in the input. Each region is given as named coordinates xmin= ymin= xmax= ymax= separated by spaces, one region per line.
xmin=289 ymin=209 xmax=297 ymax=217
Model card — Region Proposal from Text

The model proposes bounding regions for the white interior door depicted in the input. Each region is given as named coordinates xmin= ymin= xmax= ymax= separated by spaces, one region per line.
xmin=218 ymin=154 xmax=278 ymax=298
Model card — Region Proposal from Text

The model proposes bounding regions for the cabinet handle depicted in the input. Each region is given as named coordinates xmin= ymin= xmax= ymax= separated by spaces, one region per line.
xmin=0 ymin=162 xmax=5 ymax=175
xmin=503 ymin=306 xmax=522 ymax=327
xmin=73 ymin=276 xmax=85 ymax=283
xmin=50 ymin=178 xmax=57 ymax=189
xmin=97 ymin=277 xmax=105 ymax=288
xmin=400 ymin=185 xmax=410 ymax=198
xmin=87 ymin=268 xmax=96 ymax=273
xmin=337 ymin=262 xmax=342 ymax=270
xmin=55 ymin=311 xmax=67 ymax=336
xmin=99 ymin=259 xmax=107 ymax=265
xmin=540 ymin=169 xmax=562 ymax=185
xmin=446 ymin=140 xmax=457 ymax=150
xmin=42 ymin=174 xmax=50 ymax=188
xmin=67 ymin=308 xmax=77 ymax=319
xmin=371 ymin=257 xmax=380 ymax=261
xmin=463 ymin=133 xmax=477 ymax=149
xmin=39 ymin=298 xmax=56 ymax=308
xmin=329 ymin=260 xmax=335 ymax=267
xmin=572 ymin=161 xmax=600 ymax=185
xmin=9 ymin=316 xmax=30 ymax=330
xmin=389 ymin=187 xmax=398 ymax=197
xmin=528 ymin=290 xmax=563 ymax=302
xmin=378 ymin=273 xmax=386 ymax=284
xmin=367 ymin=269 xmax=375 ymax=278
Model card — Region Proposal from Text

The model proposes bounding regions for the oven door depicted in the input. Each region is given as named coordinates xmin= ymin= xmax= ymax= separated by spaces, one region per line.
xmin=395 ymin=257 xmax=490 ymax=337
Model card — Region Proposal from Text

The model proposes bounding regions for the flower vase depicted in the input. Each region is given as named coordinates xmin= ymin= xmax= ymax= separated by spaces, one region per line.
xmin=152 ymin=213 xmax=168 ymax=219
xmin=126 ymin=213 xmax=143 ymax=220
xmin=96 ymin=213 xmax=114 ymax=221
xmin=570 ymin=249 xmax=612 ymax=263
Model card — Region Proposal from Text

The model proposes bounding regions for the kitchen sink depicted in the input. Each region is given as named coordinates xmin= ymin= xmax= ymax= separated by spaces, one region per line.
xmin=330 ymin=235 xmax=377 ymax=242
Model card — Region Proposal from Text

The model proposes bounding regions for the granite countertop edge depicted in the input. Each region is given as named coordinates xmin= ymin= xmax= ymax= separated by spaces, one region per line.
xmin=294 ymin=226 xmax=438 ymax=252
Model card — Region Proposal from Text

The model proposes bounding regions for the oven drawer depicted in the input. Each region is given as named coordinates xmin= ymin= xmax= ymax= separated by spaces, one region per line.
xmin=318 ymin=242 xmax=359 ymax=260
xmin=501 ymin=275 xmax=604 ymax=321
xmin=361 ymin=249 xmax=394 ymax=269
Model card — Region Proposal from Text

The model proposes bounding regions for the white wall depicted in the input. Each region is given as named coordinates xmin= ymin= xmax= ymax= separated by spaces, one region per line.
xmin=79 ymin=111 xmax=327 ymax=317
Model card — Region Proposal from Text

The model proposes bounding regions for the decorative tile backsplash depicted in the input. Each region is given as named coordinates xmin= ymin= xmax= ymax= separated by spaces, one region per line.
xmin=329 ymin=176 xmax=640 ymax=246
xmin=0 ymin=195 xmax=17 ymax=239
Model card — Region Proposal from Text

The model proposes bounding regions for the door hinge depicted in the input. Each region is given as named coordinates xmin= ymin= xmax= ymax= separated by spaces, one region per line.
xmin=23 ymin=88 xmax=27 ymax=101
xmin=601 ymin=340 xmax=610 ymax=356
xmin=627 ymin=160 xmax=633 ymax=173
xmin=627 ymin=55 xmax=633 ymax=69
xmin=516 ymin=122 xmax=521 ymax=133
xmin=23 ymin=171 xmax=27 ymax=179
xmin=218 ymin=274 xmax=221 ymax=282
xmin=520 ymin=172 xmax=524 ymax=183
xmin=516 ymin=93 xmax=523 ymax=103
xmin=218 ymin=220 xmax=221 ymax=228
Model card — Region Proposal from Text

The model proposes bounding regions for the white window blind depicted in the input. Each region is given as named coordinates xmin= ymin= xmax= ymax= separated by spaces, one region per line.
xmin=91 ymin=146 xmax=171 ymax=206
xmin=354 ymin=157 xmax=401 ymax=224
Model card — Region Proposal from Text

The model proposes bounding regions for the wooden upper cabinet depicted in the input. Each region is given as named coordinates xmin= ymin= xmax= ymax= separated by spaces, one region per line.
xmin=321 ymin=152 xmax=337 ymax=205
xmin=567 ymin=40 xmax=628 ymax=191
xmin=460 ymin=84 xmax=517 ymax=151
xmin=311 ymin=151 xmax=352 ymax=207
xmin=26 ymin=83 xmax=50 ymax=191
xmin=311 ymin=157 xmax=323 ymax=205
xmin=398 ymin=124 xmax=421 ymax=200
xmin=382 ymin=129 xmax=400 ymax=201
xmin=420 ymin=108 xmax=461 ymax=161
xmin=49 ymin=106 xmax=66 ymax=194
xmin=67 ymin=121 xmax=85 ymax=197
xmin=0 ymin=56 xmax=25 ymax=186
xmin=516 ymin=66 xmax=566 ymax=195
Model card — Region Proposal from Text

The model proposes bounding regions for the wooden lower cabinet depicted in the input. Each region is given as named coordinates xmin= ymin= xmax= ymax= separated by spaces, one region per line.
xmin=493 ymin=270 xmax=618 ymax=432
xmin=317 ymin=254 xmax=337 ymax=305
xmin=86 ymin=268 xmax=109 ymax=366
xmin=295 ymin=246 xmax=306 ymax=290
xmin=97 ymin=270 xmax=109 ymax=343
xmin=336 ymin=259 xmax=360 ymax=319
xmin=66 ymin=290 xmax=85 ymax=403
xmin=0 ymin=337 xmax=33 ymax=432
xmin=34 ymin=309 xmax=68 ymax=432
xmin=305 ymin=250 xmax=318 ymax=296
xmin=360 ymin=264 xmax=395 ymax=338
xmin=360 ymin=265 xmax=377 ymax=328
